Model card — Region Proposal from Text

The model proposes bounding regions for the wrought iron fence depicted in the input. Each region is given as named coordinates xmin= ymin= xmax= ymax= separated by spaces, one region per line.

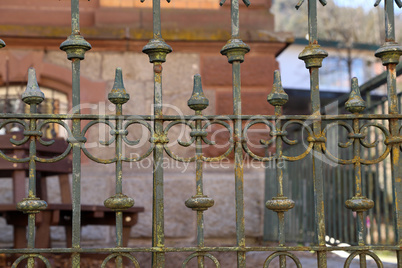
xmin=0 ymin=0 xmax=401 ymax=267
xmin=264 ymin=70 xmax=402 ymax=247
xmin=266 ymin=93 xmax=401 ymax=247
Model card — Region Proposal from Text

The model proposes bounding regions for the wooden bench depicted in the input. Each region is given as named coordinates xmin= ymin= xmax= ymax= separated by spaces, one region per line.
xmin=0 ymin=132 xmax=144 ymax=248
xmin=0 ymin=204 xmax=144 ymax=248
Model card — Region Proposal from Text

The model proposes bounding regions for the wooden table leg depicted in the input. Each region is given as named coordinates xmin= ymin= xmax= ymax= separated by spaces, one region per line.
xmin=35 ymin=211 xmax=51 ymax=268
xmin=58 ymin=174 xmax=72 ymax=247
xmin=35 ymin=211 xmax=52 ymax=248
xmin=36 ymin=173 xmax=48 ymax=201
xmin=122 ymin=213 xmax=137 ymax=247
xmin=12 ymin=170 xmax=26 ymax=248
xmin=122 ymin=227 xmax=131 ymax=247
xmin=12 ymin=170 xmax=25 ymax=204
xmin=13 ymin=226 xmax=26 ymax=249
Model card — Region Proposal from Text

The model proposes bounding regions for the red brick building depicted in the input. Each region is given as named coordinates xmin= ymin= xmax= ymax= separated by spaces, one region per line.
xmin=0 ymin=0 xmax=291 ymax=116
xmin=0 ymin=0 xmax=292 ymax=254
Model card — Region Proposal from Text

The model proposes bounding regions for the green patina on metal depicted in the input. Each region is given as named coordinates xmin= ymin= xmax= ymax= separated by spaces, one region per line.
xmin=265 ymin=70 xmax=294 ymax=267
xmin=345 ymin=78 xmax=366 ymax=113
xmin=186 ymin=74 xmax=214 ymax=267
xmin=297 ymin=1 xmax=328 ymax=267
xmin=219 ymin=0 xmax=250 ymax=266
xmin=267 ymin=70 xmax=288 ymax=107
xmin=0 ymin=0 xmax=401 ymax=267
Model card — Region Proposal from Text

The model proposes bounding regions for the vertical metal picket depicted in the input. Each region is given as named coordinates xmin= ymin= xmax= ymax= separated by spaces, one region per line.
xmin=266 ymin=71 xmax=295 ymax=268
xmin=60 ymin=0 xmax=91 ymax=265
xmin=104 ymin=68 xmax=135 ymax=267
xmin=297 ymin=0 xmax=328 ymax=266
xmin=344 ymin=78 xmax=373 ymax=266
xmin=141 ymin=0 xmax=172 ymax=266
xmin=2 ymin=0 xmax=402 ymax=267
xmin=184 ymin=74 xmax=215 ymax=268
xmin=220 ymin=0 xmax=250 ymax=266
xmin=375 ymin=0 xmax=402 ymax=265
xmin=17 ymin=68 xmax=48 ymax=267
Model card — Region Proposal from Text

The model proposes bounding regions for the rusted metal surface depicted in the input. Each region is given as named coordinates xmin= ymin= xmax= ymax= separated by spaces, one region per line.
xmin=0 ymin=0 xmax=401 ymax=267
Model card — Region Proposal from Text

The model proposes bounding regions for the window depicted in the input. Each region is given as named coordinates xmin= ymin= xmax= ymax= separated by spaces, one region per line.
xmin=320 ymin=57 xmax=372 ymax=91
xmin=0 ymin=86 xmax=68 ymax=138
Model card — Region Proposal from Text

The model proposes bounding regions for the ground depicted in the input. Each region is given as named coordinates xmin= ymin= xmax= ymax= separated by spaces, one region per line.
xmin=4 ymin=251 xmax=396 ymax=267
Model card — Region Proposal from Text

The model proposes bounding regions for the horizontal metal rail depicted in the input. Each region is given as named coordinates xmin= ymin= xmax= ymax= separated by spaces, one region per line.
xmin=0 ymin=0 xmax=401 ymax=267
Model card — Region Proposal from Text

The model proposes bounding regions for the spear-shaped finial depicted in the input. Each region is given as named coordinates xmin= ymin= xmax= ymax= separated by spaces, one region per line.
xmin=22 ymin=68 xmax=45 ymax=106
xmin=108 ymin=68 xmax=130 ymax=105
xmin=141 ymin=0 xmax=170 ymax=3
xmin=295 ymin=0 xmax=327 ymax=10
xmin=220 ymin=0 xmax=250 ymax=39
xmin=267 ymin=70 xmax=288 ymax=107
xmin=345 ymin=78 xmax=366 ymax=114
xmin=60 ymin=0 xmax=91 ymax=60
xmin=374 ymin=0 xmax=401 ymax=41
xmin=374 ymin=0 xmax=402 ymax=64
xmin=60 ymin=34 xmax=91 ymax=60
xmin=220 ymin=0 xmax=250 ymax=7
xmin=295 ymin=0 xmax=327 ymax=45
xmin=375 ymin=0 xmax=402 ymax=8
xmin=296 ymin=0 xmax=328 ymax=67
xmin=140 ymin=0 xmax=172 ymax=62
xmin=188 ymin=74 xmax=209 ymax=111
xmin=219 ymin=0 xmax=250 ymax=63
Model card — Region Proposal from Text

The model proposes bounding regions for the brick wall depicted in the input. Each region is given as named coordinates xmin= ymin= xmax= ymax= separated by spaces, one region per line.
xmin=0 ymin=0 xmax=292 ymax=253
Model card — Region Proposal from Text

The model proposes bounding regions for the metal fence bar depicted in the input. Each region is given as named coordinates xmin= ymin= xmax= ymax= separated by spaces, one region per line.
xmin=2 ymin=0 xmax=402 ymax=267
xmin=101 ymin=68 xmax=136 ymax=267
xmin=184 ymin=74 xmax=214 ymax=268
xmin=278 ymin=89 xmax=402 ymax=248
xmin=375 ymin=1 xmax=402 ymax=265
xmin=59 ymin=0 xmax=91 ymax=265
xmin=265 ymin=71 xmax=295 ymax=267
xmin=297 ymin=0 xmax=328 ymax=266
xmin=141 ymin=0 xmax=172 ymax=265
xmin=381 ymin=102 xmax=392 ymax=246
xmin=14 ymin=68 xmax=47 ymax=267
xmin=345 ymin=78 xmax=373 ymax=266
xmin=220 ymin=0 xmax=250 ymax=265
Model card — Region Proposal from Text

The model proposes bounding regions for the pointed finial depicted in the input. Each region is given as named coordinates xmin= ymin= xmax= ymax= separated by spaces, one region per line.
xmin=345 ymin=78 xmax=366 ymax=113
xmin=296 ymin=0 xmax=327 ymax=10
xmin=22 ymin=68 xmax=45 ymax=105
xmin=142 ymin=39 xmax=172 ymax=63
xmin=0 ymin=39 xmax=5 ymax=48
xmin=141 ymin=0 xmax=170 ymax=3
xmin=267 ymin=71 xmax=288 ymax=107
xmin=220 ymin=0 xmax=250 ymax=7
xmin=375 ymin=0 xmax=402 ymax=8
xmin=60 ymin=34 xmax=91 ymax=60
xmin=108 ymin=68 xmax=130 ymax=105
xmin=188 ymin=74 xmax=209 ymax=111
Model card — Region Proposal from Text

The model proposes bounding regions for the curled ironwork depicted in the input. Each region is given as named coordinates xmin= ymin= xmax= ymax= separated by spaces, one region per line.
xmin=343 ymin=251 xmax=384 ymax=268
xmin=0 ymin=0 xmax=401 ymax=267
xmin=11 ymin=254 xmax=51 ymax=268
xmin=263 ymin=251 xmax=302 ymax=268
xmin=100 ymin=253 xmax=141 ymax=268
xmin=182 ymin=252 xmax=221 ymax=268
xmin=122 ymin=119 xmax=155 ymax=162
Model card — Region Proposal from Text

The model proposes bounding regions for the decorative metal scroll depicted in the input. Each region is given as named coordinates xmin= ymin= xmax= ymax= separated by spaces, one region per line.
xmin=0 ymin=0 xmax=401 ymax=267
